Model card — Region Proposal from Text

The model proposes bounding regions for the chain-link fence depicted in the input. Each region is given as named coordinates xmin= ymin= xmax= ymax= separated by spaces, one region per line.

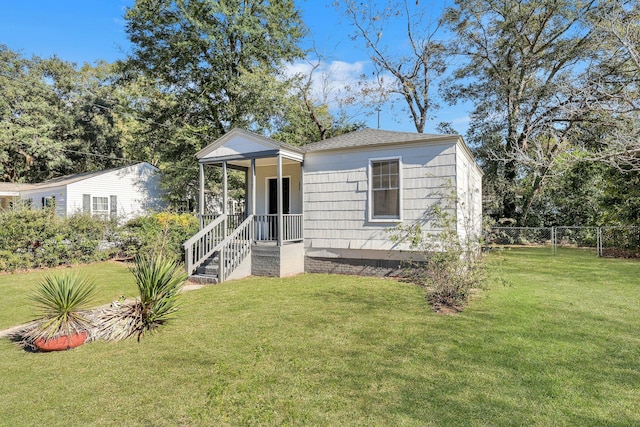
xmin=486 ymin=226 xmax=640 ymax=257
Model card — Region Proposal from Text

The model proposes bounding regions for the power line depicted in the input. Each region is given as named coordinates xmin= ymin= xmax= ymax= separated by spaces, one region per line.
xmin=57 ymin=147 xmax=136 ymax=163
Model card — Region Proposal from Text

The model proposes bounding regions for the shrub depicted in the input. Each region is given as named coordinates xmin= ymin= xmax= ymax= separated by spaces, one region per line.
xmin=117 ymin=212 xmax=198 ymax=260
xmin=0 ymin=208 xmax=117 ymax=271
xmin=0 ymin=208 xmax=197 ymax=272
xmin=0 ymin=207 xmax=61 ymax=263
xmin=93 ymin=254 xmax=187 ymax=341
xmin=23 ymin=273 xmax=97 ymax=342
xmin=389 ymin=188 xmax=485 ymax=312
xmin=62 ymin=213 xmax=113 ymax=262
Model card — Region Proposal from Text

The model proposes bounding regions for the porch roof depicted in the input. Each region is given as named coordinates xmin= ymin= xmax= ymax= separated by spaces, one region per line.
xmin=196 ymin=128 xmax=304 ymax=165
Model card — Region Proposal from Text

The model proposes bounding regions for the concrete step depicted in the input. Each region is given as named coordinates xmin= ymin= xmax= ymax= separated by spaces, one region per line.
xmin=188 ymin=274 xmax=219 ymax=284
xmin=197 ymin=264 xmax=219 ymax=275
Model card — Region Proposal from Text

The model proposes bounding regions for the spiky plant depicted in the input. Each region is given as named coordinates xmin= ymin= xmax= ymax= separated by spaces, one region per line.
xmin=94 ymin=254 xmax=187 ymax=341
xmin=26 ymin=273 xmax=96 ymax=342
xmin=132 ymin=254 xmax=187 ymax=330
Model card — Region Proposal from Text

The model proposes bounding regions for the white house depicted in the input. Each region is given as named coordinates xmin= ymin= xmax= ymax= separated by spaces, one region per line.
xmin=184 ymin=128 xmax=483 ymax=282
xmin=0 ymin=162 xmax=165 ymax=222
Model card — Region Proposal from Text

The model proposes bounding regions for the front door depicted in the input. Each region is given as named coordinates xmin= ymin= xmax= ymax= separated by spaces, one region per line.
xmin=267 ymin=177 xmax=290 ymax=214
xmin=266 ymin=177 xmax=290 ymax=240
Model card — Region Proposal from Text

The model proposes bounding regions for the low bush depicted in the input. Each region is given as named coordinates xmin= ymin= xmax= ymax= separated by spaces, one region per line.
xmin=116 ymin=212 xmax=198 ymax=260
xmin=92 ymin=254 xmax=187 ymax=341
xmin=389 ymin=189 xmax=485 ymax=311
xmin=0 ymin=208 xmax=198 ymax=272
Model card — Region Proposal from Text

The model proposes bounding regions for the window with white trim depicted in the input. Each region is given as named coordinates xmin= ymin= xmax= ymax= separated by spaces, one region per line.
xmin=370 ymin=158 xmax=401 ymax=220
xmin=92 ymin=196 xmax=109 ymax=216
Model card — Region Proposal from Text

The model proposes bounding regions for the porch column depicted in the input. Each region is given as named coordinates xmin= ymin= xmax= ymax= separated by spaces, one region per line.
xmin=199 ymin=163 xmax=205 ymax=216
xmin=277 ymin=153 xmax=283 ymax=247
xmin=222 ymin=161 xmax=228 ymax=215
xmin=250 ymin=158 xmax=256 ymax=216
xmin=222 ymin=161 xmax=228 ymax=238
xmin=300 ymin=161 xmax=304 ymax=239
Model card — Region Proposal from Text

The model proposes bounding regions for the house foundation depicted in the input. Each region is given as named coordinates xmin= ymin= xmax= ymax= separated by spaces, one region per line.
xmin=251 ymin=242 xmax=305 ymax=277
xmin=304 ymin=248 xmax=413 ymax=277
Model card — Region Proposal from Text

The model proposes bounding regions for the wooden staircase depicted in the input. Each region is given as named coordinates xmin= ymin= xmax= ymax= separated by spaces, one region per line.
xmin=184 ymin=212 xmax=303 ymax=284
xmin=189 ymin=241 xmax=251 ymax=284
xmin=184 ymin=214 xmax=254 ymax=284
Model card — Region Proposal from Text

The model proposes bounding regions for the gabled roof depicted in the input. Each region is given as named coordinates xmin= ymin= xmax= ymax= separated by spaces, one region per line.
xmin=302 ymin=128 xmax=459 ymax=152
xmin=9 ymin=162 xmax=157 ymax=191
xmin=196 ymin=128 xmax=305 ymax=160
xmin=0 ymin=182 xmax=34 ymax=191
xmin=0 ymin=182 xmax=33 ymax=195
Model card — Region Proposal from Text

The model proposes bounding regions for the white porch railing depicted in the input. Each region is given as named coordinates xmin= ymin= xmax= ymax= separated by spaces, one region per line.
xmin=199 ymin=213 xmax=244 ymax=232
xmin=184 ymin=214 xmax=227 ymax=276
xmin=185 ymin=213 xmax=304 ymax=280
xmin=218 ymin=215 xmax=253 ymax=282
xmin=253 ymin=214 xmax=303 ymax=242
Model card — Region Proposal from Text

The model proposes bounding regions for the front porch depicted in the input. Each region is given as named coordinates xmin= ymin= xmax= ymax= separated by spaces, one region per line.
xmin=183 ymin=129 xmax=306 ymax=282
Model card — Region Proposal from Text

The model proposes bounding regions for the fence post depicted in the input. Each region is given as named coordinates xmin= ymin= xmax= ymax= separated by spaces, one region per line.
xmin=597 ymin=227 xmax=602 ymax=257
xmin=552 ymin=227 xmax=556 ymax=255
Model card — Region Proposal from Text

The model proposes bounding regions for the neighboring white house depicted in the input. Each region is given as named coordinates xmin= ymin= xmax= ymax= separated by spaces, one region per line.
xmin=185 ymin=128 xmax=483 ymax=282
xmin=0 ymin=162 xmax=165 ymax=222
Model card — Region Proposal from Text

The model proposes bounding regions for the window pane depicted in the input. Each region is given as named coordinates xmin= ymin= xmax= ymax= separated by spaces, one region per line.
xmin=92 ymin=197 xmax=108 ymax=213
xmin=381 ymin=161 xmax=389 ymax=174
xmin=373 ymin=189 xmax=399 ymax=217
xmin=389 ymin=161 xmax=398 ymax=174
xmin=372 ymin=162 xmax=382 ymax=176
xmin=372 ymin=175 xmax=382 ymax=189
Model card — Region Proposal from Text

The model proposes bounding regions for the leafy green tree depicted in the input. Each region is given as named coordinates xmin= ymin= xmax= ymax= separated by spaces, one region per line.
xmin=0 ymin=46 xmax=72 ymax=182
xmin=0 ymin=45 xmax=135 ymax=182
xmin=122 ymin=0 xmax=306 ymax=206
xmin=443 ymin=0 xmax=604 ymax=224
xmin=444 ymin=0 xmax=640 ymax=226
xmin=67 ymin=62 xmax=130 ymax=172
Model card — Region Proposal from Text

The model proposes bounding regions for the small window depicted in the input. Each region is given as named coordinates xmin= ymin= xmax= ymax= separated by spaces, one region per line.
xmin=92 ymin=197 xmax=109 ymax=216
xmin=42 ymin=196 xmax=55 ymax=209
xmin=370 ymin=158 xmax=401 ymax=220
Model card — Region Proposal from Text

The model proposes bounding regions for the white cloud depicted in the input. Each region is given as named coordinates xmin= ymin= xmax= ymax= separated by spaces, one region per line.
xmin=452 ymin=116 xmax=471 ymax=124
xmin=284 ymin=58 xmax=395 ymax=111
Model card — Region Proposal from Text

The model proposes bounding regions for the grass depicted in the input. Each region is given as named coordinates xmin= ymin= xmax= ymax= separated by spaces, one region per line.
xmin=0 ymin=248 xmax=639 ymax=426
xmin=0 ymin=261 xmax=136 ymax=329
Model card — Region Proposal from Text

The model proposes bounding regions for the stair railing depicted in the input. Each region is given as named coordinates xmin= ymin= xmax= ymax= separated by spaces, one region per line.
xmin=213 ymin=215 xmax=254 ymax=283
xmin=184 ymin=214 xmax=227 ymax=275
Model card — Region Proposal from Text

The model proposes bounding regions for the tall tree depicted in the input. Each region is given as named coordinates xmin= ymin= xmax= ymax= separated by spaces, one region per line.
xmin=0 ymin=46 xmax=80 ymax=182
xmin=444 ymin=0 xmax=608 ymax=224
xmin=273 ymin=56 xmax=365 ymax=146
xmin=0 ymin=45 xmax=134 ymax=183
xmin=67 ymin=61 xmax=130 ymax=172
xmin=335 ymin=0 xmax=447 ymax=133
xmin=122 ymin=0 xmax=305 ymax=206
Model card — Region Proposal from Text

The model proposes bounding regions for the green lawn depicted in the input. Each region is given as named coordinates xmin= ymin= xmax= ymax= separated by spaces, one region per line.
xmin=0 ymin=248 xmax=639 ymax=426
xmin=0 ymin=261 xmax=137 ymax=330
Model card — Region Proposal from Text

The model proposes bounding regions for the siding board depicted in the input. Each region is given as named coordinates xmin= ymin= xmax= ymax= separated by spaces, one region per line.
xmin=303 ymin=141 xmax=465 ymax=252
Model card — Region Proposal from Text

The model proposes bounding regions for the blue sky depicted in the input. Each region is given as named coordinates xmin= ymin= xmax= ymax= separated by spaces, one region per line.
xmin=0 ymin=0 xmax=470 ymax=134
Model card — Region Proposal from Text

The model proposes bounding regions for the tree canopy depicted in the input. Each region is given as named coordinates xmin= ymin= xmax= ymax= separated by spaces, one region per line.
xmin=2 ymin=0 xmax=640 ymax=226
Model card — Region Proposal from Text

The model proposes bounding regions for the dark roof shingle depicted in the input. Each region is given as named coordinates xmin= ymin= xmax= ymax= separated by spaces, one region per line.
xmin=302 ymin=128 xmax=458 ymax=152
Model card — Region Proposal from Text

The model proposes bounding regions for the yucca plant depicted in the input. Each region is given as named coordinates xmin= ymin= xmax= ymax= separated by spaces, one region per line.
xmin=131 ymin=253 xmax=187 ymax=330
xmin=94 ymin=254 xmax=187 ymax=341
xmin=25 ymin=273 xmax=96 ymax=342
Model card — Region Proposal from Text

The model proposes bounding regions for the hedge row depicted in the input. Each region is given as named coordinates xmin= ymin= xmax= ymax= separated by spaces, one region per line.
xmin=0 ymin=208 xmax=198 ymax=272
